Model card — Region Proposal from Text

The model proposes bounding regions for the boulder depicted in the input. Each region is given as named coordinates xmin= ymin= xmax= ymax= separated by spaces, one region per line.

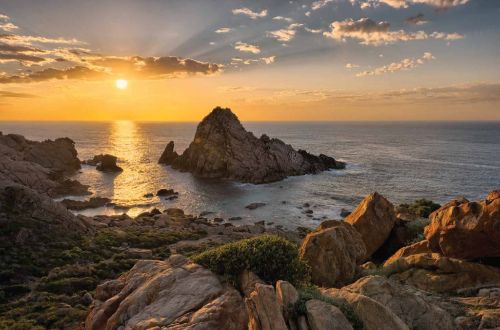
xmin=384 ymin=240 xmax=431 ymax=266
xmin=305 ymin=299 xmax=353 ymax=330
xmin=346 ymin=192 xmax=398 ymax=259
xmin=239 ymin=270 xmax=265 ymax=297
xmin=61 ymin=197 xmax=111 ymax=210
xmin=85 ymin=255 xmax=248 ymax=330
xmin=299 ymin=221 xmax=366 ymax=287
xmin=321 ymin=288 xmax=409 ymax=330
xmin=158 ymin=141 xmax=179 ymax=165
xmin=276 ymin=280 xmax=299 ymax=326
xmin=94 ymin=154 xmax=123 ymax=172
xmin=158 ymin=107 xmax=345 ymax=184
xmin=342 ymin=276 xmax=454 ymax=330
xmin=384 ymin=253 xmax=500 ymax=293
xmin=424 ymin=191 xmax=500 ymax=260
xmin=245 ymin=283 xmax=288 ymax=330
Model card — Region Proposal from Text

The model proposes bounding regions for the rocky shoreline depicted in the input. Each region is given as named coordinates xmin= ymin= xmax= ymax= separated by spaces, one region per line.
xmin=0 ymin=130 xmax=499 ymax=330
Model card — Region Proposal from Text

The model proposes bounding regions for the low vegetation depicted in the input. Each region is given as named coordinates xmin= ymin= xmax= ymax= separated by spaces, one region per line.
xmin=0 ymin=222 xmax=205 ymax=329
xmin=398 ymin=198 xmax=441 ymax=219
xmin=192 ymin=235 xmax=310 ymax=286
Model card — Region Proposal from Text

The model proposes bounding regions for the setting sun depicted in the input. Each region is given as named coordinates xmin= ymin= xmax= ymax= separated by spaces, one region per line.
xmin=115 ymin=79 xmax=128 ymax=90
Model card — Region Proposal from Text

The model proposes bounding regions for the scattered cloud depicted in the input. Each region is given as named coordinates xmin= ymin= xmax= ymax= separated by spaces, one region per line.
xmin=232 ymin=8 xmax=268 ymax=20
xmin=0 ymin=90 xmax=37 ymax=98
xmin=311 ymin=0 xmax=334 ymax=10
xmin=273 ymin=16 xmax=293 ymax=22
xmin=234 ymin=41 xmax=261 ymax=54
xmin=305 ymin=27 xmax=323 ymax=34
xmin=0 ymin=14 xmax=18 ymax=32
xmin=261 ymin=56 xmax=276 ymax=64
xmin=215 ymin=27 xmax=233 ymax=33
xmin=345 ymin=63 xmax=360 ymax=69
xmin=356 ymin=52 xmax=435 ymax=77
xmin=406 ymin=13 xmax=428 ymax=25
xmin=268 ymin=23 xmax=303 ymax=42
xmin=324 ymin=17 xmax=463 ymax=45
xmin=0 ymin=34 xmax=83 ymax=46
xmin=378 ymin=0 xmax=469 ymax=8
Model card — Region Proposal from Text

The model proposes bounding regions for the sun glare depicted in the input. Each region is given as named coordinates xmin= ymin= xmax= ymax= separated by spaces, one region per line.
xmin=115 ymin=79 xmax=128 ymax=90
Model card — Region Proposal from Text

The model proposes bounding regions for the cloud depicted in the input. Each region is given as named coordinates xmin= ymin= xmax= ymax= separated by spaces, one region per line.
xmin=234 ymin=41 xmax=261 ymax=54
xmin=0 ymin=52 xmax=49 ymax=65
xmin=0 ymin=14 xmax=18 ymax=32
xmin=232 ymin=8 xmax=268 ymax=20
xmin=430 ymin=31 xmax=464 ymax=40
xmin=345 ymin=63 xmax=360 ymax=69
xmin=215 ymin=27 xmax=233 ymax=33
xmin=273 ymin=16 xmax=293 ymax=22
xmin=378 ymin=0 xmax=469 ymax=8
xmin=305 ymin=27 xmax=323 ymax=34
xmin=324 ymin=17 xmax=463 ymax=45
xmin=311 ymin=0 xmax=334 ymax=10
xmin=0 ymin=90 xmax=37 ymax=98
xmin=261 ymin=56 xmax=276 ymax=64
xmin=356 ymin=52 xmax=435 ymax=77
xmin=268 ymin=23 xmax=303 ymax=42
xmin=406 ymin=13 xmax=428 ymax=25
xmin=0 ymin=33 xmax=83 ymax=46
xmin=0 ymin=56 xmax=222 ymax=84
xmin=324 ymin=18 xmax=427 ymax=45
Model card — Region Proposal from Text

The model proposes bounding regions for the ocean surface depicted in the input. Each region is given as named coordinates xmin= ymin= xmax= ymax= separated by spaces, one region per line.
xmin=1 ymin=121 xmax=499 ymax=229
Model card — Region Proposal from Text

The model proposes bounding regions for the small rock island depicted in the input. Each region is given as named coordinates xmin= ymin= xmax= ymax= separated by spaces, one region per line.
xmin=159 ymin=107 xmax=345 ymax=183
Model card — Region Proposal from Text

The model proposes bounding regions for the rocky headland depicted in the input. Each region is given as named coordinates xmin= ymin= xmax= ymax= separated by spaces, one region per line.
xmin=158 ymin=107 xmax=345 ymax=183
xmin=0 ymin=131 xmax=498 ymax=330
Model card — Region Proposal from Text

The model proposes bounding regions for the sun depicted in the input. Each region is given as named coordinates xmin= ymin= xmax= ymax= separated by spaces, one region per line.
xmin=115 ymin=79 xmax=128 ymax=90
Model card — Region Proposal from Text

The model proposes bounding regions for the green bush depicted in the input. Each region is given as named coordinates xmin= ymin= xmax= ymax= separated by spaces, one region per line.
xmin=192 ymin=235 xmax=310 ymax=286
xmin=400 ymin=199 xmax=441 ymax=218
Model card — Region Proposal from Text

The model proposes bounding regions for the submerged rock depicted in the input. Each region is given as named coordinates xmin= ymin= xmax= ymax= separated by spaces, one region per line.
xmin=245 ymin=202 xmax=267 ymax=210
xmin=61 ymin=197 xmax=111 ymax=211
xmin=424 ymin=190 xmax=500 ymax=261
xmin=158 ymin=107 xmax=345 ymax=183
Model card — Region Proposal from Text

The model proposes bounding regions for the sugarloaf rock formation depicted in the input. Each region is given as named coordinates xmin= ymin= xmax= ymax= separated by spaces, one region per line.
xmin=159 ymin=107 xmax=345 ymax=183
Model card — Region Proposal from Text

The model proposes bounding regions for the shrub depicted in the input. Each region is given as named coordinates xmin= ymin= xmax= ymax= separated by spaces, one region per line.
xmin=399 ymin=199 xmax=441 ymax=219
xmin=191 ymin=235 xmax=310 ymax=286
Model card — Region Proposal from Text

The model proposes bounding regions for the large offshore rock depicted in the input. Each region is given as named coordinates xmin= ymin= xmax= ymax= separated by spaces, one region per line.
xmin=424 ymin=191 xmax=500 ymax=260
xmin=158 ymin=107 xmax=345 ymax=183
xmin=299 ymin=221 xmax=366 ymax=287
xmin=346 ymin=192 xmax=398 ymax=259
xmin=85 ymin=255 xmax=248 ymax=330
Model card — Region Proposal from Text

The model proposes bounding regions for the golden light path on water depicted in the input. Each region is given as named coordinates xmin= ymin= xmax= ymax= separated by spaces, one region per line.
xmin=105 ymin=120 xmax=156 ymax=207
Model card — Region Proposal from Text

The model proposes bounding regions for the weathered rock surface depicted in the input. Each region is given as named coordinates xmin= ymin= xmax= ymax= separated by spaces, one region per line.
xmin=85 ymin=255 xmax=248 ymax=330
xmin=299 ymin=221 xmax=366 ymax=287
xmin=306 ymin=299 xmax=353 ymax=330
xmin=342 ymin=276 xmax=454 ymax=330
xmin=322 ymin=288 xmax=409 ymax=330
xmin=384 ymin=240 xmax=431 ymax=266
xmin=0 ymin=133 xmax=85 ymax=196
xmin=346 ymin=192 xmax=398 ymax=259
xmin=61 ymin=197 xmax=111 ymax=210
xmin=87 ymin=154 xmax=123 ymax=172
xmin=384 ymin=253 xmax=500 ymax=293
xmin=424 ymin=191 xmax=500 ymax=260
xmin=246 ymin=283 xmax=288 ymax=330
xmin=158 ymin=107 xmax=345 ymax=184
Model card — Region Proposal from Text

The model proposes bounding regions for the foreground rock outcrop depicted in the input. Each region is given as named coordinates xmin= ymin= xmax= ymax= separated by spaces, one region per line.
xmin=346 ymin=192 xmax=398 ymax=259
xmin=300 ymin=221 xmax=366 ymax=287
xmin=424 ymin=191 xmax=500 ymax=261
xmin=85 ymin=255 xmax=248 ymax=330
xmin=158 ymin=107 xmax=345 ymax=183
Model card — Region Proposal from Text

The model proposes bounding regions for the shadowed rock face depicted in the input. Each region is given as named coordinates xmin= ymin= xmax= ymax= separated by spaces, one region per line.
xmin=158 ymin=107 xmax=345 ymax=183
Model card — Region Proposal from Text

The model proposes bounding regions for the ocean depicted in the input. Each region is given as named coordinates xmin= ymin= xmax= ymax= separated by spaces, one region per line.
xmin=1 ymin=121 xmax=499 ymax=229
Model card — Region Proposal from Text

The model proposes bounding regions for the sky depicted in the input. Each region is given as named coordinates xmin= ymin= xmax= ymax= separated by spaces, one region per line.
xmin=0 ymin=0 xmax=499 ymax=121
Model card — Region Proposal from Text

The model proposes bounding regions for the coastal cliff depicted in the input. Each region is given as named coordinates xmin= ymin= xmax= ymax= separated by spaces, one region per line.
xmin=159 ymin=107 xmax=345 ymax=183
